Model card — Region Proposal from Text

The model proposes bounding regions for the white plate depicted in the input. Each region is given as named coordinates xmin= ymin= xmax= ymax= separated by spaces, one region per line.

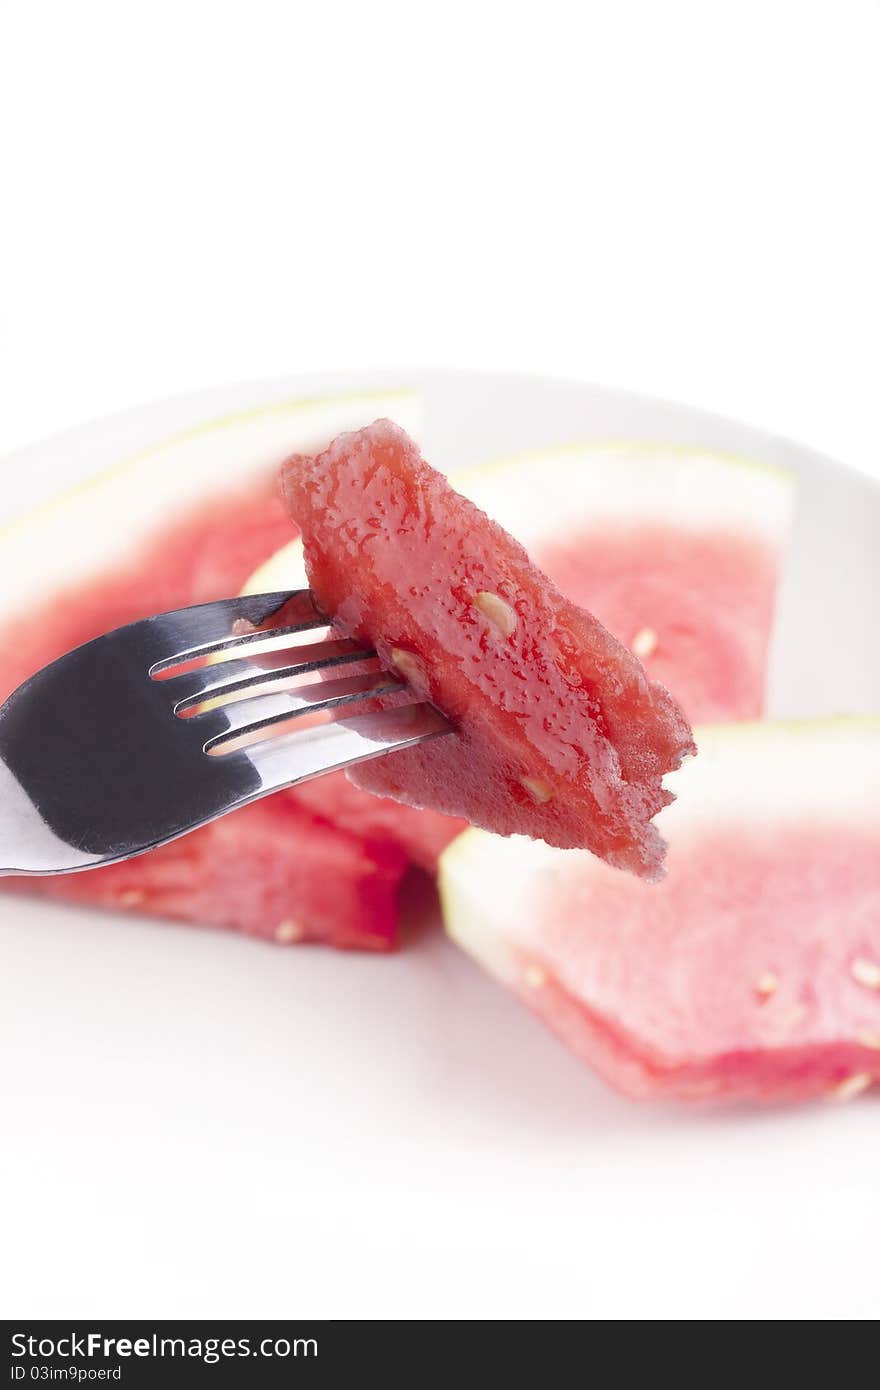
xmin=1 ymin=371 xmax=878 ymax=1320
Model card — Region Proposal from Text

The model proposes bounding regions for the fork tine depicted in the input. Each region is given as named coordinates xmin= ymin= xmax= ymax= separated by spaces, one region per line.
xmin=144 ymin=589 xmax=321 ymax=673
xmin=169 ymin=638 xmax=377 ymax=713
xmin=241 ymin=701 xmax=452 ymax=789
xmin=149 ymin=614 xmax=331 ymax=676
xmin=200 ymin=671 xmax=404 ymax=752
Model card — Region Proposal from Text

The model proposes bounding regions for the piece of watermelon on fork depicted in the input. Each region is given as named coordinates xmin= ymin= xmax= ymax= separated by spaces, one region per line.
xmin=281 ymin=420 xmax=696 ymax=879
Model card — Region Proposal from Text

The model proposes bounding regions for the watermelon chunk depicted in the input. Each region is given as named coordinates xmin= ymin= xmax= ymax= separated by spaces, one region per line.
xmin=440 ymin=720 xmax=880 ymax=1104
xmin=18 ymin=796 xmax=407 ymax=951
xmin=281 ymin=421 xmax=695 ymax=879
xmin=0 ymin=390 xmax=421 ymax=949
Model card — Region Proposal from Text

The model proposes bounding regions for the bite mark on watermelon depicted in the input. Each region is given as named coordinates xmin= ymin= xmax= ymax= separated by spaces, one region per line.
xmin=281 ymin=420 xmax=695 ymax=879
xmin=441 ymin=719 xmax=880 ymax=1104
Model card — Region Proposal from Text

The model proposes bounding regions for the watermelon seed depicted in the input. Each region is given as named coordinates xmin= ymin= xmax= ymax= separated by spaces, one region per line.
xmin=390 ymin=648 xmax=423 ymax=684
xmin=857 ymin=1030 xmax=880 ymax=1051
xmin=754 ymin=971 xmax=779 ymax=999
xmin=850 ymin=957 xmax=880 ymax=991
xmin=632 ymin=627 xmax=658 ymax=660
xmin=474 ymin=591 xmax=517 ymax=638
xmin=275 ymin=919 xmax=305 ymax=944
xmin=828 ymin=1072 xmax=874 ymax=1102
xmin=523 ymin=965 xmax=547 ymax=989
xmin=520 ymin=776 xmax=554 ymax=804
xmin=118 ymin=889 xmax=145 ymax=907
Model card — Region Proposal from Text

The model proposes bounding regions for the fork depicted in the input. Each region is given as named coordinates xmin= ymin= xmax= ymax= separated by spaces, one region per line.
xmin=0 ymin=590 xmax=451 ymax=876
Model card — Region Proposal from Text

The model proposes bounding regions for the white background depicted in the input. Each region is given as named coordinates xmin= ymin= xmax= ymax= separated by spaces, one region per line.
xmin=2 ymin=0 xmax=880 ymax=487
xmin=2 ymin=0 xmax=880 ymax=1323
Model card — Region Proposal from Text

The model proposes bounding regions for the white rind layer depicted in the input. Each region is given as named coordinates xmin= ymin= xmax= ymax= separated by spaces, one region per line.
xmin=244 ymin=537 xmax=308 ymax=595
xmin=242 ymin=439 xmax=795 ymax=596
xmin=0 ymin=389 xmax=418 ymax=621
xmin=440 ymin=719 xmax=880 ymax=984
xmin=661 ymin=718 xmax=880 ymax=832
xmin=459 ymin=442 xmax=794 ymax=549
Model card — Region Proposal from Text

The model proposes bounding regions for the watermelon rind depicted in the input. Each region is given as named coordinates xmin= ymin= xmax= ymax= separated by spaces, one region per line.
xmin=439 ymin=718 xmax=880 ymax=1102
xmin=0 ymin=387 xmax=419 ymax=615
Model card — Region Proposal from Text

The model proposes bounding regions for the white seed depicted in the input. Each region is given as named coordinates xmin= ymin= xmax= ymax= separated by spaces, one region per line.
xmin=632 ymin=627 xmax=658 ymax=660
xmin=755 ymin=971 xmax=779 ymax=998
xmin=275 ymin=919 xmax=305 ymax=944
xmin=390 ymin=648 xmax=423 ymax=684
xmin=523 ymin=965 xmax=547 ymax=989
xmin=520 ymin=776 xmax=553 ymax=804
xmin=857 ymin=1030 xmax=880 ymax=1051
xmin=828 ymin=1072 xmax=874 ymax=1102
xmin=850 ymin=957 xmax=880 ymax=990
xmin=474 ymin=590 xmax=517 ymax=638
xmin=118 ymin=890 xmax=145 ymax=907
xmin=784 ymin=1004 xmax=808 ymax=1029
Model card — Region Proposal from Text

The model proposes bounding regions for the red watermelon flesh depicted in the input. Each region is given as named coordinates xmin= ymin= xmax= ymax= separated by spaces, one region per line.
xmin=290 ymin=773 xmax=462 ymax=873
xmin=0 ymin=479 xmax=293 ymax=700
xmin=281 ymin=420 xmax=696 ymax=879
xmin=18 ymin=794 xmax=407 ymax=951
xmin=442 ymin=720 xmax=880 ymax=1104
xmin=0 ymin=392 xmax=436 ymax=949
xmin=452 ymin=444 xmax=794 ymax=724
xmin=542 ymin=527 xmax=777 ymax=723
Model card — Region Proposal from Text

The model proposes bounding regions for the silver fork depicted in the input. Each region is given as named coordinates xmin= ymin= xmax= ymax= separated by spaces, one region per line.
xmin=0 ymin=590 xmax=451 ymax=876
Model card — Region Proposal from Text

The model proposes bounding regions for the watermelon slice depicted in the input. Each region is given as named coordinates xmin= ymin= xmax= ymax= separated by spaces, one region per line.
xmin=440 ymin=720 xmax=880 ymax=1104
xmin=257 ymin=440 xmax=794 ymax=724
xmin=18 ymin=796 xmax=407 ymax=951
xmin=457 ymin=443 xmax=794 ymax=722
xmin=0 ymin=389 xmax=422 ymax=949
xmin=281 ymin=420 xmax=695 ymax=879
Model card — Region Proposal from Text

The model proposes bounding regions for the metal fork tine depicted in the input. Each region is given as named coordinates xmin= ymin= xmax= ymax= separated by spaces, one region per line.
xmin=200 ymin=671 xmax=404 ymax=751
xmin=242 ymin=701 xmax=451 ymax=789
xmin=149 ymin=617 xmax=331 ymax=676
xmin=169 ymin=638 xmax=377 ymax=713
xmin=145 ymin=589 xmax=321 ymax=673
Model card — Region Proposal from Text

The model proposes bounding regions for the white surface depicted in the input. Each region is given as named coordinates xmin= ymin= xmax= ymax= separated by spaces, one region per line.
xmin=0 ymin=371 xmax=878 ymax=1323
xmin=2 ymin=0 xmax=880 ymax=1320
xmin=1 ymin=1 xmax=880 ymax=494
